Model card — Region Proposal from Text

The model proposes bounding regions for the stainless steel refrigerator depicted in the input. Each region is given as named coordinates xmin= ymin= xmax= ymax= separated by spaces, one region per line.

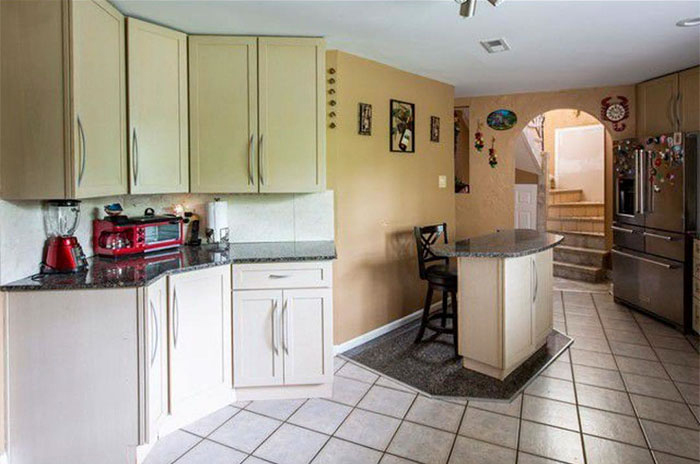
xmin=612 ymin=132 xmax=697 ymax=331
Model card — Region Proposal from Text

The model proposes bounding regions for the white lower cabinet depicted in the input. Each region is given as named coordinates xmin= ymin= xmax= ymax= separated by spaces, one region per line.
xmin=233 ymin=261 xmax=334 ymax=395
xmin=145 ymin=277 xmax=168 ymax=443
xmin=168 ymin=265 xmax=234 ymax=417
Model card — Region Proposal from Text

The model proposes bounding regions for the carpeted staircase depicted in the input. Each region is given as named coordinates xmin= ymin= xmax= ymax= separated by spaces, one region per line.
xmin=547 ymin=189 xmax=609 ymax=282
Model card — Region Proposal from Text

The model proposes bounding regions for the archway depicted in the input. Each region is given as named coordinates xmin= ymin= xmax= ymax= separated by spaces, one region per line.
xmin=515 ymin=108 xmax=613 ymax=283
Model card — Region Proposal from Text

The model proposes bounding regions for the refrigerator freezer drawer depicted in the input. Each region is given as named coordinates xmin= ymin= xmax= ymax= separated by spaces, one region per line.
xmin=643 ymin=229 xmax=687 ymax=262
xmin=612 ymin=248 xmax=685 ymax=326
xmin=612 ymin=223 xmax=644 ymax=253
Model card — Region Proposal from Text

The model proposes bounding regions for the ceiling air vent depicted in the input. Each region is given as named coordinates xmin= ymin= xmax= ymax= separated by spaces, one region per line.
xmin=480 ymin=38 xmax=510 ymax=54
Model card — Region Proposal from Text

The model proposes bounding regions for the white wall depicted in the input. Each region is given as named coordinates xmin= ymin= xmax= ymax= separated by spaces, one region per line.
xmin=0 ymin=192 xmax=334 ymax=285
xmin=554 ymin=124 xmax=605 ymax=202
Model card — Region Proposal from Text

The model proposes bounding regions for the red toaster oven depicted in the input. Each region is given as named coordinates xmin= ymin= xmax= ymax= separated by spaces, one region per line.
xmin=93 ymin=211 xmax=184 ymax=257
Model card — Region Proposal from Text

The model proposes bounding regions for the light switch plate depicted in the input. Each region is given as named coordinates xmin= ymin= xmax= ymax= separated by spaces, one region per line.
xmin=438 ymin=175 xmax=447 ymax=188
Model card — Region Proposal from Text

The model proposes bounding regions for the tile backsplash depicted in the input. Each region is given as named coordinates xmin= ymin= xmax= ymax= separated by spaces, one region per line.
xmin=0 ymin=191 xmax=334 ymax=284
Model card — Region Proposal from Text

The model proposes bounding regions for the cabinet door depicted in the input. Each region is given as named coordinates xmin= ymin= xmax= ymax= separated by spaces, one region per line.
xmin=168 ymin=266 xmax=232 ymax=414
xmin=636 ymin=74 xmax=678 ymax=136
xmin=503 ymin=255 xmax=533 ymax=367
xmin=679 ymin=67 xmax=700 ymax=133
xmin=145 ymin=278 xmax=167 ymax=442
xmin=71 ymin=0 xmax=127 ymax=198
xmin=532 ymin=250 xmax=553 ymax=343
xmin=233 ymin=290 xmax=284 ymax=387
xmin=127 ymin=18 xmax=189 ymax=194
xmin=189 ymin=36 xmax=258 ymax=193
xmin=282 ymin=289 xmax=333 ymax=385
xmin=258 ymin=38 xmax=325 ymax=193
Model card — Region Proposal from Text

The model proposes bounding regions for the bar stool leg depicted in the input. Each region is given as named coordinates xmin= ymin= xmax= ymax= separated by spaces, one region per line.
xmin=441 ymin=291 xmax=448 ymax=327
xmin=415 ymin=286 xmax=433 ymax=343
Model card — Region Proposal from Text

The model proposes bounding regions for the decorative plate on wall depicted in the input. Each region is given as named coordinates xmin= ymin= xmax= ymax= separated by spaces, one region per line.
xmin=486 ymin=109 xmax=518 ymax=131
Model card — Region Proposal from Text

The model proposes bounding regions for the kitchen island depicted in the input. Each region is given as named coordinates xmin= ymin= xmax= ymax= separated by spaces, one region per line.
xmin=433 ymin=229 xmax=564 ymax=380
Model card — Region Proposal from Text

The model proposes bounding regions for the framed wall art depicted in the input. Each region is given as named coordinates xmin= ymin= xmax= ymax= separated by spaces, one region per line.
xmin=359 ymin=103 xmax=372 ymax=135
xmin=390 ymin=99 xmax=415 ymax=153
xmin=430 ymin=116 xmax=440 ymax=142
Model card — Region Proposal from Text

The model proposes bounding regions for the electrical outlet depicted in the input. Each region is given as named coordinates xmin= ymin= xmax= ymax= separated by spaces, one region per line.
xmin=438 ymin=175 xmax=447 ymax=188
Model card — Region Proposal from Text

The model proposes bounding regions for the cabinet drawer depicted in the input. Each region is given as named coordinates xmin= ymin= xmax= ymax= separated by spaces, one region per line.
xmin=233 ymin=261 xmax=332 ymax=289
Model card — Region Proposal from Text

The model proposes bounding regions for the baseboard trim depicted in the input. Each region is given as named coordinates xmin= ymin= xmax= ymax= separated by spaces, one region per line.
xmin=333 ymin=301 xmax=441 ymax=355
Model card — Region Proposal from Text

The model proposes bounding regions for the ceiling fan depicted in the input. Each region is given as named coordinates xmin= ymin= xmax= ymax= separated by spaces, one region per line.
xmin=456 ymin=0 xmax=505 ymax=18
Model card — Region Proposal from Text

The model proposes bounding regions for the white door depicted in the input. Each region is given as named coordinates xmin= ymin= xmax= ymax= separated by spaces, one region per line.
xmin=169 ymin=266 xmax=232 ymax=414
xmin=555 ymin=124 xmax=605 ymax=202
xmin=145 ymin=278 xmax=167 ymax=442
xmin=282 ymin=289 xmax=333 ymax=385
xmin=233 ymin=290 xmax=284 ymax=387
xmin=515 ymin=184 xmax=538 ymax=230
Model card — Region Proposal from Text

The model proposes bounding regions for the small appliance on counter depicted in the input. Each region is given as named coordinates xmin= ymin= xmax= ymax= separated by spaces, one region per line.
xmin=41 ymin=199 xmax=88 ymax=274
xmin=93 ymin=207 xmax=184 ymax=257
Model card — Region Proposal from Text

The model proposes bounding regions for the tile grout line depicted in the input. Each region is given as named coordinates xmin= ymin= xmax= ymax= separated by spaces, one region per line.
xmin=562 ymin=290 xmax=588 ymax=464
xmin=514 ymin=389 xmax=526 ymax=464
xmin=588 ymin=292 xmax=658 ymax=464
xmin=444 ymin=396 xmax=469 ymax=464
xmin=380 ymin=386 xmax=420 ymax=459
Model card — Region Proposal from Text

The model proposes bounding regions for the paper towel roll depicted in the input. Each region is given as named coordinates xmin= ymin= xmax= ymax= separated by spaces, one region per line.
xmin=206 ymin=200 xmax=229 ymax=243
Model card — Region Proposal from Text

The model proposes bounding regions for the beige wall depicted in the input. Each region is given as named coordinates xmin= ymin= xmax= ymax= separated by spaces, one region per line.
xmin=454 ymin=85 xmax=635 ymax=241
xmin=515 ymin=169 xmax=538 ymax=184
xmin=327 ymin=51 xmax=456 ymax=344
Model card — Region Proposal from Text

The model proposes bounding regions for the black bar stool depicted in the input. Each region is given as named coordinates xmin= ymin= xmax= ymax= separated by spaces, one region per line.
xmin=413 ymin=223 xmax=459 ymax=357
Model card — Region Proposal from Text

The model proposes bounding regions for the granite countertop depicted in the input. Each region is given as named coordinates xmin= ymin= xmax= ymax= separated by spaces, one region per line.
xmin=0 ymin=241 xmax=336 ymax=292
xmin=432 ymin=229 xmax=563 ymax=258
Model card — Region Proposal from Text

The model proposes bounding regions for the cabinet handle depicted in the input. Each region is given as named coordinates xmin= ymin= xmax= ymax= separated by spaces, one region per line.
xmin=268 ymin=274 xmax=291 ymax=279
xmin=259 ymin=134 xmax=265 ymax=186
xmin=173 ymin=289 xmax=179 ymax=348
xmin=132 ymin=128 xmax=139 ymax=186
xmin=283 ymin=298 xmax=290 ymax=354
xmin=149 ymin=300 xmax=158 ymax=366
xmin=248 ymin=134 xmax=255 ymax=185
xmin=271 ymin=299 xmax=279 ymax=355
xmin=77 ymin=116 xmax=87 ymax=186
xmin=531 ymin=258 xmax=537 ymax=304
xmin=675 ymin=93 xmax=683 ymax=130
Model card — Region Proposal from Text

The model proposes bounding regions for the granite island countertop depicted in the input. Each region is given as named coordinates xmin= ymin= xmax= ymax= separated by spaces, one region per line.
xmin=0 ymin=241 xmax=336 ymax=292
xmin=432 ymin=229 xmax=563 ymax=258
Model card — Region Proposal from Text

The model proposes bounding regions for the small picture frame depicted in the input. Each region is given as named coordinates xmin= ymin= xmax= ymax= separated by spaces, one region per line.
xmin=390 ymin=99 xmax=415 ymax=153
xmin=359 ymin=103 xmax=372 ymax=136
xmin=430 ymin=116 xmax=440 ymax=143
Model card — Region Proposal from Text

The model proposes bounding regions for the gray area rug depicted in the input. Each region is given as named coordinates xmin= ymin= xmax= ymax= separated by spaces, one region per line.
xmin=343 ymin=319 xmax=573 ymax=401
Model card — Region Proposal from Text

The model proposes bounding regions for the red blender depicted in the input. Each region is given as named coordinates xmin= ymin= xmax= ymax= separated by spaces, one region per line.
xmin=41 ymin=200 xmax=88 ymax=274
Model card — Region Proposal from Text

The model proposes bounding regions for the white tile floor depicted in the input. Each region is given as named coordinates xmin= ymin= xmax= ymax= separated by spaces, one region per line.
xmin=145 ymin=289 xmax=700 ymax=464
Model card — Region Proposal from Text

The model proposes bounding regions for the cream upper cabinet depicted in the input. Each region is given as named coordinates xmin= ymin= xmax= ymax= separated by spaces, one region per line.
xmin=0 ymin=0 xmax=127 ymax=199
xmin=127 ymin=18 xmax=189 ymax=194
xmin=258 ymin=38 xmax=326 ymax=193
xmin=168 ymin=266 xmax=233 ymax=415
xmin=679 ymin=67 xmax=700 ymax=133
xmin=189 ymin=36 xmax=258 ymax=193
xmin=636 ymin=73 xmax=678 ymax=136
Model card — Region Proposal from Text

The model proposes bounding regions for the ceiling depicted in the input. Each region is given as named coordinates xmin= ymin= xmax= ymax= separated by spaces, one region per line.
xmin=112 ymin=0 xmax=700 ymax=96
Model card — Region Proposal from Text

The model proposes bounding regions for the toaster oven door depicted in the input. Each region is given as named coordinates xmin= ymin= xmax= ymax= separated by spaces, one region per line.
xmin=144 ymin=222 xmax=181 ymax=246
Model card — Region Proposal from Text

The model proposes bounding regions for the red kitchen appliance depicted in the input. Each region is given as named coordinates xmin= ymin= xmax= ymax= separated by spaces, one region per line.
xmin=41 ymin=199 xmax=88 ymax=274
xmin=93 ymin=208 xmax=184 ymax=257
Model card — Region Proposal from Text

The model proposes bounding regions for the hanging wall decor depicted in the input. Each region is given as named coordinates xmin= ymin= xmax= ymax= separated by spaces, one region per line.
xmin=474 ymin=120 xmax=485 ymax=152
xmin=600 ymin=96 xmax=629 ymax=132
xmin=486 ymin=109 xmax=517 ymax=131
xmin=390 ymin=99 xmax=415 ymax=153
xmin=430 ymin=116 xmax=440 ymax=142
xmin=488 ymin=137 xmax=498 ymax=168
xmin=358 ymin=103 xmax=372 ymax=135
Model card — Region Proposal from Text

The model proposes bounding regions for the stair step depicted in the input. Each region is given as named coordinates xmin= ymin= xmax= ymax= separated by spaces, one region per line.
xmin=548 ymin=230 xmax=606 ymax=250
xmin=548 ymin=202 xmax=604 ymax=219
xmin=549 ymin=189 xmax=583 ymax=204
xmin=554 ymin=245 xmax=610 ymax=267
xmin=549 ymin=201 xmax=604 ymax=207
xmin=547 ymin=216 xmax=604 ymax=222
xmin=554 ymin=261 xmax=606 ymax=283
xmin=547 ymin=217 xmax=604 ymax=233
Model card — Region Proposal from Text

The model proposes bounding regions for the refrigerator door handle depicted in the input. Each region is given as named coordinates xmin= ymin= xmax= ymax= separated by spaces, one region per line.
xmin=612 ymin=249 xmax=675 ymax=269
xmin=634 ymin=149 xmax=641 ymax=214
xmin=639 ymin=150 xmax=646 ymax=214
